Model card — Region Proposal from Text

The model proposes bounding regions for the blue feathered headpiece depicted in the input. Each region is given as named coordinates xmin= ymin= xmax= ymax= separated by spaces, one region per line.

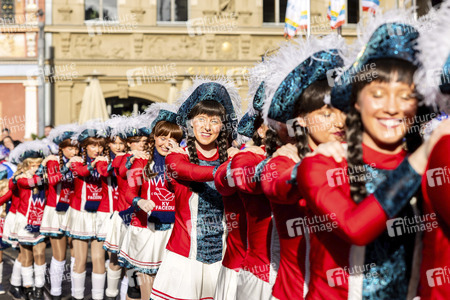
xmin=331 ymin=8 xmax=421 ymax=112
xmin=263 ymin=34 xmax=347 ymax=124
xmin=48 ymin=123 xmax=79 ymax=145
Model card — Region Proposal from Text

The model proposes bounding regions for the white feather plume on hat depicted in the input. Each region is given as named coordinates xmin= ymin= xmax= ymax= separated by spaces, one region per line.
xmin=47 ymin=123 xmax=78 ymax=144
xmin=71 ymin=119 xmax=109 ymax=142
xmin=105 ymin=115 xmax=129 ymax=139
xmin=144 ymin=102 xmax=178 ymax=119
xmin=415 ymin=0 xmax=450 ymax=112
xmin=262 ymin=34 xmax=348 ymax=125
xmin=9 ymin=140 xmax=52 ymax=164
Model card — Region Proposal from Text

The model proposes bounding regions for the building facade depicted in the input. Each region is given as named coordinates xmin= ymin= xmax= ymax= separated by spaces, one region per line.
xmin=1 ymin=0 xmax=431 ymax=139
xmin=0 ymin=0 xmax=45 ymax=141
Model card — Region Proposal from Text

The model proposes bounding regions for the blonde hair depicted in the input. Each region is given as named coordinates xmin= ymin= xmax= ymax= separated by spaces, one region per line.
xmin=13 ymin=163 xmax=23 ymax=177
xmin=0 ymin=179 xmax=9 ymax=196
xmin=22 ymin=157 xmax=43 ymax=171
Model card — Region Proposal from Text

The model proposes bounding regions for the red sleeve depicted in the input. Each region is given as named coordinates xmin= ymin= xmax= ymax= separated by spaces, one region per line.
xmin=229 ymin=151 xmax=265 ymax=194
xmin=46 ymin=160 xmax=63 ymax=186
xmin=214 ymin=158 xmax=236 ymax=196
xmin=70 ymin=161 xmax=91 ymax=177
xmin=125 ymin=158 xmax=146 ymax=205
xmin=297 ymin=155 xmax=388 ymax=246
xmin=8 ymin=179 xmax=15 ymax=190
xmin=0 ymin=190 xmax=12 ymax=206
xmin=165 ymin=152 xmax=215 ymax=182
xmin=17 ymin=176 xmax=42 ymax=189
xmin=261 ymin=156 xmax=300 ymax=204
xmin=424 ymin=135 xmax=450 ymax=228
xmin=118 ymin=154 xmax=131 ymax=179
xmin=111 ymin=155 xmax=124 ymax=169
xmin=96 ymin=160 xmax=112 ymax=177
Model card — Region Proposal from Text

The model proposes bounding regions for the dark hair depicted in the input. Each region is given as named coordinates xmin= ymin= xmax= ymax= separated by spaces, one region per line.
xmin=80 ymin=137 xmax=106 ymax=164
xmin=347 ymin=58 xmax=421 ymax=202
xmin=2 ymin=136 xmax=13 ymax=143
xmin=45 ymin=125 xmax=54 ymax=129
xmin=106 ymin=136 xmax=127 ymax=163
xmin=293 ymin=79 xmax=332 ymax=159
xmin=144 ymin=121 xmax=183 ymax=179
xmin=126 ymin=135 xmax=148 ymax=152
xmin=186 ymin=100 xmax=229 ymax=165
xmin=266 ymin=80 xmax=332 ymax=158
xmin=2 ymin=128 xmax=10 ymax=133
xmin=58 ymin=138 xmax=78 ymax=169
xmin=264 ymin=128 xmax=283 ymax=157
xmin=251 ymin=114 xmax=264 ymax=146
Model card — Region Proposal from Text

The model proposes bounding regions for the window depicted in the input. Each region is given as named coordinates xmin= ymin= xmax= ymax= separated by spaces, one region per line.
xmin=1 ymin=0 xmax=14 ymax=22
xmin=157 ymin=0 xmax=188 ymax=22
xmin=263 ymin=0 xmax=288 ymax=23
xmin=85 ymin=0 xmax=118 ymax=21
xmin=347 ymin=0 xmax=359 ymax=24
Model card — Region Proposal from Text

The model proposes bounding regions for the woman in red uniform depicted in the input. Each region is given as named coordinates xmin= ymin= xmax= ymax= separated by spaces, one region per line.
xmin=105 ymin=115 xmax=151 ymax=300
xmin=10 ymin=141 xmax=50 ymax=300
xmin=414 ymin=2 xmax=450 ymax=297
xmin=61 ymin=120 xmax=109 ymax=300
xmin=213 ymin=66 xmax=269 ymax=300
xmin=150 ymin=78 xmax=241 ymax=300
xmin=122 ymin=103 xmax=183 ymax=300
xmin=257 ymin=34 xmax=347 ymax=300
xmin=225 ymin=35 xmax=345 ymax=300
xmin=40 ymin=124 xmax=79 ymax=300
xmin=293 ymin=14 xmax=450 ymax=299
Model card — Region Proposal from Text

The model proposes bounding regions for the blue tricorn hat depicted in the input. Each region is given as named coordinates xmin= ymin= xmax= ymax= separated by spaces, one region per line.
xmin=331 ymin=22 xmax=419 ymax=112
xmin=237 ymin=82 xmax=265 ymax=138
xmin=72 ymin=119 xmax=109 ymax=143
xmin=9 ymin=140 xmax=51 ymax=164
xmin=144 ymin=103 xmax=180 ymax=133
xmin=263 ymin=34 xmax=348 ymax=124
xmin=48 ymin=123 xmax=78 ymax=145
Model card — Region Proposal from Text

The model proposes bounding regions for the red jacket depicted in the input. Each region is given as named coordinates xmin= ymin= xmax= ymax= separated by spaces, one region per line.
xmin=46 ymin=159 xmax=74 ymax=208
xmin=297 ymin=144 xmax=417 ymax=299
xmin=419 ymin=135 xmax=450 ymax=299
xmin=229 ymin=151 xmax=277 ymax=283
xmin=214 ymin=159 xmax=248 ymax=271
xmin=261 ymin=156 xmax=310 ymax=300
xmin=96 ymin=160 xmax=116 ymax=213
xmin=163 ymin=148 xmax=225 ymax=263
xmin=69 ymin=161 xmax=103 ymax=212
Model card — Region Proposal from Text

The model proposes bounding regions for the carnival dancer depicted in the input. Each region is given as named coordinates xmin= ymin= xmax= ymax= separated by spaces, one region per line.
xmin=105 ymin=114 xmax=152 ymax=300
xmin=122 ymin=104 xmax=182 ymax=300
xmin=150 ymin=77 xmax=241 ymax=300
xmin=213 ymin=54 xmax=282 ymax=300
xmin=213 ymin=63 xmax=272 ymax=300
xmin=9 ymin=141 xmax=51 ymax=300
xmin=60 ymin=120 xmax=109 ymax=300
xmin=3 ymin=163 xmax=24 ymax=299
xmin=293 ymin=10 xmax=450 ymax=299
xmin=414 ymin=2 xmax=450 ymax=298
xmin=94 ymin=115 xmax=128 ymax=300
xmin=39 ymin=123 xmax=79 ymax=300
xmin=256 ymin=34 xmax=347 ymax=300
